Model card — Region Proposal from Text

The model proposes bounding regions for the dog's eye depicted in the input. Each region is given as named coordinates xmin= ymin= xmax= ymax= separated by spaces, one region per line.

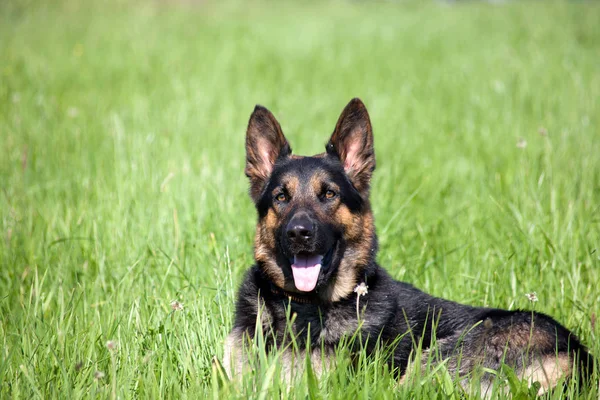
xmin=325 ymin=190 xmax=336 ymax=199
xmin=275 ymin=193 xmax=287 ymax=202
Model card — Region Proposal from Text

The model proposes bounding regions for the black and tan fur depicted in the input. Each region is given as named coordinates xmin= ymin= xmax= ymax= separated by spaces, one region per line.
xmin=224 ymin=98 xmax=593 ymax=394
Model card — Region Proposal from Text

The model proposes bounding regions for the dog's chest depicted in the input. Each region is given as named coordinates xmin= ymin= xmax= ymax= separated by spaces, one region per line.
xmin=280 ymin=303 xmax=362 ymax=345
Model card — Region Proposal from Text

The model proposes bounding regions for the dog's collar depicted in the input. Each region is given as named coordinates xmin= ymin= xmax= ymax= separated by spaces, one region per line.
xmin=269 ymin=285 xmax=322 ymax=305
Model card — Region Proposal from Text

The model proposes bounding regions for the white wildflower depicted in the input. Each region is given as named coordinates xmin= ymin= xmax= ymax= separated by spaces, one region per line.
xmin=170 ymin=300 xmax=184 ymax=311
xmin=354 ymin=282 xmax=368 ymax=296
xmin=354 ymin=282 xmax=369 ymax=321
xmin=525 ymin=292 xmax=538 ymax=303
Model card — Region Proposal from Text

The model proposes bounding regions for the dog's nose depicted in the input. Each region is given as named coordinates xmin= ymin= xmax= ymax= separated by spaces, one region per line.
xmin=286 ymin=215 xmax=314 ymax=241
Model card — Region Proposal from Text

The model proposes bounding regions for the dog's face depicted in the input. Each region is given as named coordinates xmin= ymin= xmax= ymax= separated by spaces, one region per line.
xmin=245 ymin=98 xmax=377 ymax=301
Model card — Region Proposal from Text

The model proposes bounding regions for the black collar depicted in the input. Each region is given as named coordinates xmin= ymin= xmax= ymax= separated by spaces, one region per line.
xmin=269 ymin=285 xmax=323 ymax=305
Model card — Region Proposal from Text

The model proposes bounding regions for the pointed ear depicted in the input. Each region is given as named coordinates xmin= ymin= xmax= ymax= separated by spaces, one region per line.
xmin=326 ymin=98 xmax=375 ymax=193
xmin=245 ymin=105 xmax=291 ymax=201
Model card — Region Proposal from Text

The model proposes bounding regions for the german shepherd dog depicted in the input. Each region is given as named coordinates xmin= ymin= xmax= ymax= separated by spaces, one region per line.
xmin=224 ymin=98 xmax=593 ymax=394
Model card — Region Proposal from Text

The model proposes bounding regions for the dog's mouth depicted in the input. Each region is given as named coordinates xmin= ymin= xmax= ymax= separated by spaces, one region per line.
xmin=289 ymin=248 xmax=334 ymax=292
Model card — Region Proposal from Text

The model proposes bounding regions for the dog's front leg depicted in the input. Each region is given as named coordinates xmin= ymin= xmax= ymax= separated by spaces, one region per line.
xmin=223 ymin=328 xmax=247 ymax=380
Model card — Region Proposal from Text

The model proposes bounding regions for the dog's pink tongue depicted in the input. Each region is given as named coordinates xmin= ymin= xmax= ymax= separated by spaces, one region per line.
xmin=291 ymin=254 xmax=323 ymax=292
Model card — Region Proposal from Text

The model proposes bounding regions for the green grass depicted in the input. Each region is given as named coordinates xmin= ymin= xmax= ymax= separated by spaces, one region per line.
xmin=1 ymin=0 xmax=599 ymax=398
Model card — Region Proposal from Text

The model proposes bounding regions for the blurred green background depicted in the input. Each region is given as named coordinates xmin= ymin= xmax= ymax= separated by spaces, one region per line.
xmin=1 ymin=0 xmax=599 ymax=398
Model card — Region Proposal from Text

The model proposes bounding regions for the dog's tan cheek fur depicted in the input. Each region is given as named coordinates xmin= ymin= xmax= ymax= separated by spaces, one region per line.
xmin=254 ymin=208 xmax=285 ymax=288
xmin=327 ymin=206 xmax=375 ymax=302
xmin=336 ymin=204 xmax=366 ymax=241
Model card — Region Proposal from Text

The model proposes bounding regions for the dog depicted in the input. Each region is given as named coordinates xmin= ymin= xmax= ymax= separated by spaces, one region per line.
xmin=223 ymin=98 xmax=593 ymax=395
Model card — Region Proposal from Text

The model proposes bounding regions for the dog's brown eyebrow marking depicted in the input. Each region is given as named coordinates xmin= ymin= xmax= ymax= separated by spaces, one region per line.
xmin=309 ymin=170 xmax=338 ymax=195
xmin=276 ymin=174 xmax=300 ymax=197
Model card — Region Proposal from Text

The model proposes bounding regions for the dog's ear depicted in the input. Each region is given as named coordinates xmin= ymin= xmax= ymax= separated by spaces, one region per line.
xmin=245 ymin=105 xmax=291 ymax=201
xmin=326 ymin=98 xmax=375 ymax=193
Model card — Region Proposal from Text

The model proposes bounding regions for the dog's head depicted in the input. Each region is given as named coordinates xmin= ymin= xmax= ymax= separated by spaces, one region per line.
xmin=245 ymin=98 xmax=377 ymax=302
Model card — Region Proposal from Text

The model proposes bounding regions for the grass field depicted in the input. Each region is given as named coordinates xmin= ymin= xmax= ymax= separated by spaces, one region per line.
xmin=1 ymin=0 xmax=599 ymax=398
